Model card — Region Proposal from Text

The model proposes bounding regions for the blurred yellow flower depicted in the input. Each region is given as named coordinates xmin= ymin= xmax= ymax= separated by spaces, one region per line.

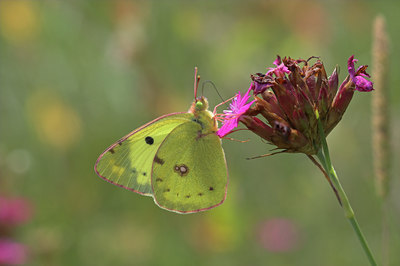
xmin=26 ymin=91 xmax=82 ymax=151
xmin=0 ymin=0 xmax=39 ymax=44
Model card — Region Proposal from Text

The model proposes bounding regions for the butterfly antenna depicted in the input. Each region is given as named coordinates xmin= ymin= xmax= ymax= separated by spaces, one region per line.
xmin=194 ymin=67 xmax=200 ymax=101
xmin=201 ymin=80 xmax=225 ymax=102
xmin=201 ymin=80 xmax=232 ymax=115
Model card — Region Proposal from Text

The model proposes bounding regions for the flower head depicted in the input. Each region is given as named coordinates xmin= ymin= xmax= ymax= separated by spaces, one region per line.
xmin=216 ymin=84 xmax=255 ymax=137
xmin=218 ymin=55 xmax=373 ymax=154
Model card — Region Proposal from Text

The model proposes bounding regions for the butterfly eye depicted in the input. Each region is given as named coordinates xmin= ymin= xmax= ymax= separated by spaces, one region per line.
xmin=195 ymin=101 xmax=203 ymax=110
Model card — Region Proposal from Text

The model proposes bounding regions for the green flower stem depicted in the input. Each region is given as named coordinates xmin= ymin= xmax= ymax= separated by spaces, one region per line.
xmin=315 ymin=111 xmax=377 ymax=266
xmin=316 ymin=150 xmax=353 ymax=218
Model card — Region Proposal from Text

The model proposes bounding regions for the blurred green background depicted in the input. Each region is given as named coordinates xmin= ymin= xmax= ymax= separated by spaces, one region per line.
xmin=1 ymin=0 xmax=399 ymax=265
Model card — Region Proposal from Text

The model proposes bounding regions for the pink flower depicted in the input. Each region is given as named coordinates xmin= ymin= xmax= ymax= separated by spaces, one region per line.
xmin=0 ymin=239 xmax=27 ymax=265
xmin=266 ymin=55 xmax=291 ymax=78
xmin=0 ymin=198 xmax=33 ymax=227
xmin=347 ymin=55 xmax=374 ymax=92
xmin=217 ymin=84 xmax=255 ymax=137
xmin=252 ymin=56 xmax=291 ymax=95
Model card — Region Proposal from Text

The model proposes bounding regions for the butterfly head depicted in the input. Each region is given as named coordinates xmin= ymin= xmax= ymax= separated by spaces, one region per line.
xmin=191 ymin=96 xmax=209 ymax=112
xmin=189 ymin=96 xmax=218 ymax=133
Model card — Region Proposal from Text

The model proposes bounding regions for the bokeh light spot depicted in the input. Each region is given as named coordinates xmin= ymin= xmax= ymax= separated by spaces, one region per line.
xmin=257 ymin=218 xmax=300 ymax=253
xmin=6 ymin=149 xmax=32 ymax=175
xmin=26 ymin=91 xmax=82 ymax=152
xmin=0 ymin=0 xmax=39 ymax=44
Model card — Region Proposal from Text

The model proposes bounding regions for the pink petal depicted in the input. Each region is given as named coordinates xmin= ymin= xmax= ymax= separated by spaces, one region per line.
xmin=347 ymin=55 xmax=373 ymax=92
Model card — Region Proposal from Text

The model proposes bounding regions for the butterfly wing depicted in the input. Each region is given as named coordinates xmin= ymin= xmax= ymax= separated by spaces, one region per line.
xmin=151 ymin=121 xmax=228 ymax=213
xmin=95 ymin=113 xmax=193 ymax=196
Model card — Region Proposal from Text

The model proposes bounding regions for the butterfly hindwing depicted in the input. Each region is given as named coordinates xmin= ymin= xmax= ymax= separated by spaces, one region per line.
xmin=152 ymin=121 xmax=228 ymax=213
xmin=95 ymin=113 xmax=193 ymax=196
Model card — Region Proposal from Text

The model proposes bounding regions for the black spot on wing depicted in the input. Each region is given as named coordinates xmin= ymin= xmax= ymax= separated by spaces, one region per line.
xmin=156 ymin=178 xmax=163 ymax=182
xmin=145 ymin=136 xmax=154 ymax=145
xmin=209 ymin=187 xmax=214 ymax=191
xmin=109 ymin=148 xmax=115 ymax=154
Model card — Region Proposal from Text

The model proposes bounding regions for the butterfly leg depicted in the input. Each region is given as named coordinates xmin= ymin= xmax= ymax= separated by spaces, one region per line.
xmin=212 ymin=96 xmax=235 ymax=115
xmin=196 ymin=130 xmax=219 ymax=140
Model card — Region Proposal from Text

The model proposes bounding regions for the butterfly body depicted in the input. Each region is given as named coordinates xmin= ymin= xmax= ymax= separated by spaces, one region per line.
xmin=95 ymin=96 xmax=228 ymax=213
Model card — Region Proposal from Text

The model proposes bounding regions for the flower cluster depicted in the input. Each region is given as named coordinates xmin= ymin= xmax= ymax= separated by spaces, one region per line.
xmin=217 ymin=55 xmax=373 ymax=155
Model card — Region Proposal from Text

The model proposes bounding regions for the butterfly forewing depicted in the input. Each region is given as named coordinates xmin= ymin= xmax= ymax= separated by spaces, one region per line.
xmin=95 ymin=114 xmax=192 ymax=195
xmin=152 ymin=121 xmax=228 ymax=213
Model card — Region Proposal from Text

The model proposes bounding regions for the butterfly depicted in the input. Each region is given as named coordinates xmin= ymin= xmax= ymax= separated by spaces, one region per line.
xmin=94 ymin=68 xmax=228 ymax=214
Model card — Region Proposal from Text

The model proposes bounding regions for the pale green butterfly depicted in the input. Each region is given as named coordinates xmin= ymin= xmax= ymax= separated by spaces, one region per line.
xmin=95 ymin=69 xmax=228 ymax=213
